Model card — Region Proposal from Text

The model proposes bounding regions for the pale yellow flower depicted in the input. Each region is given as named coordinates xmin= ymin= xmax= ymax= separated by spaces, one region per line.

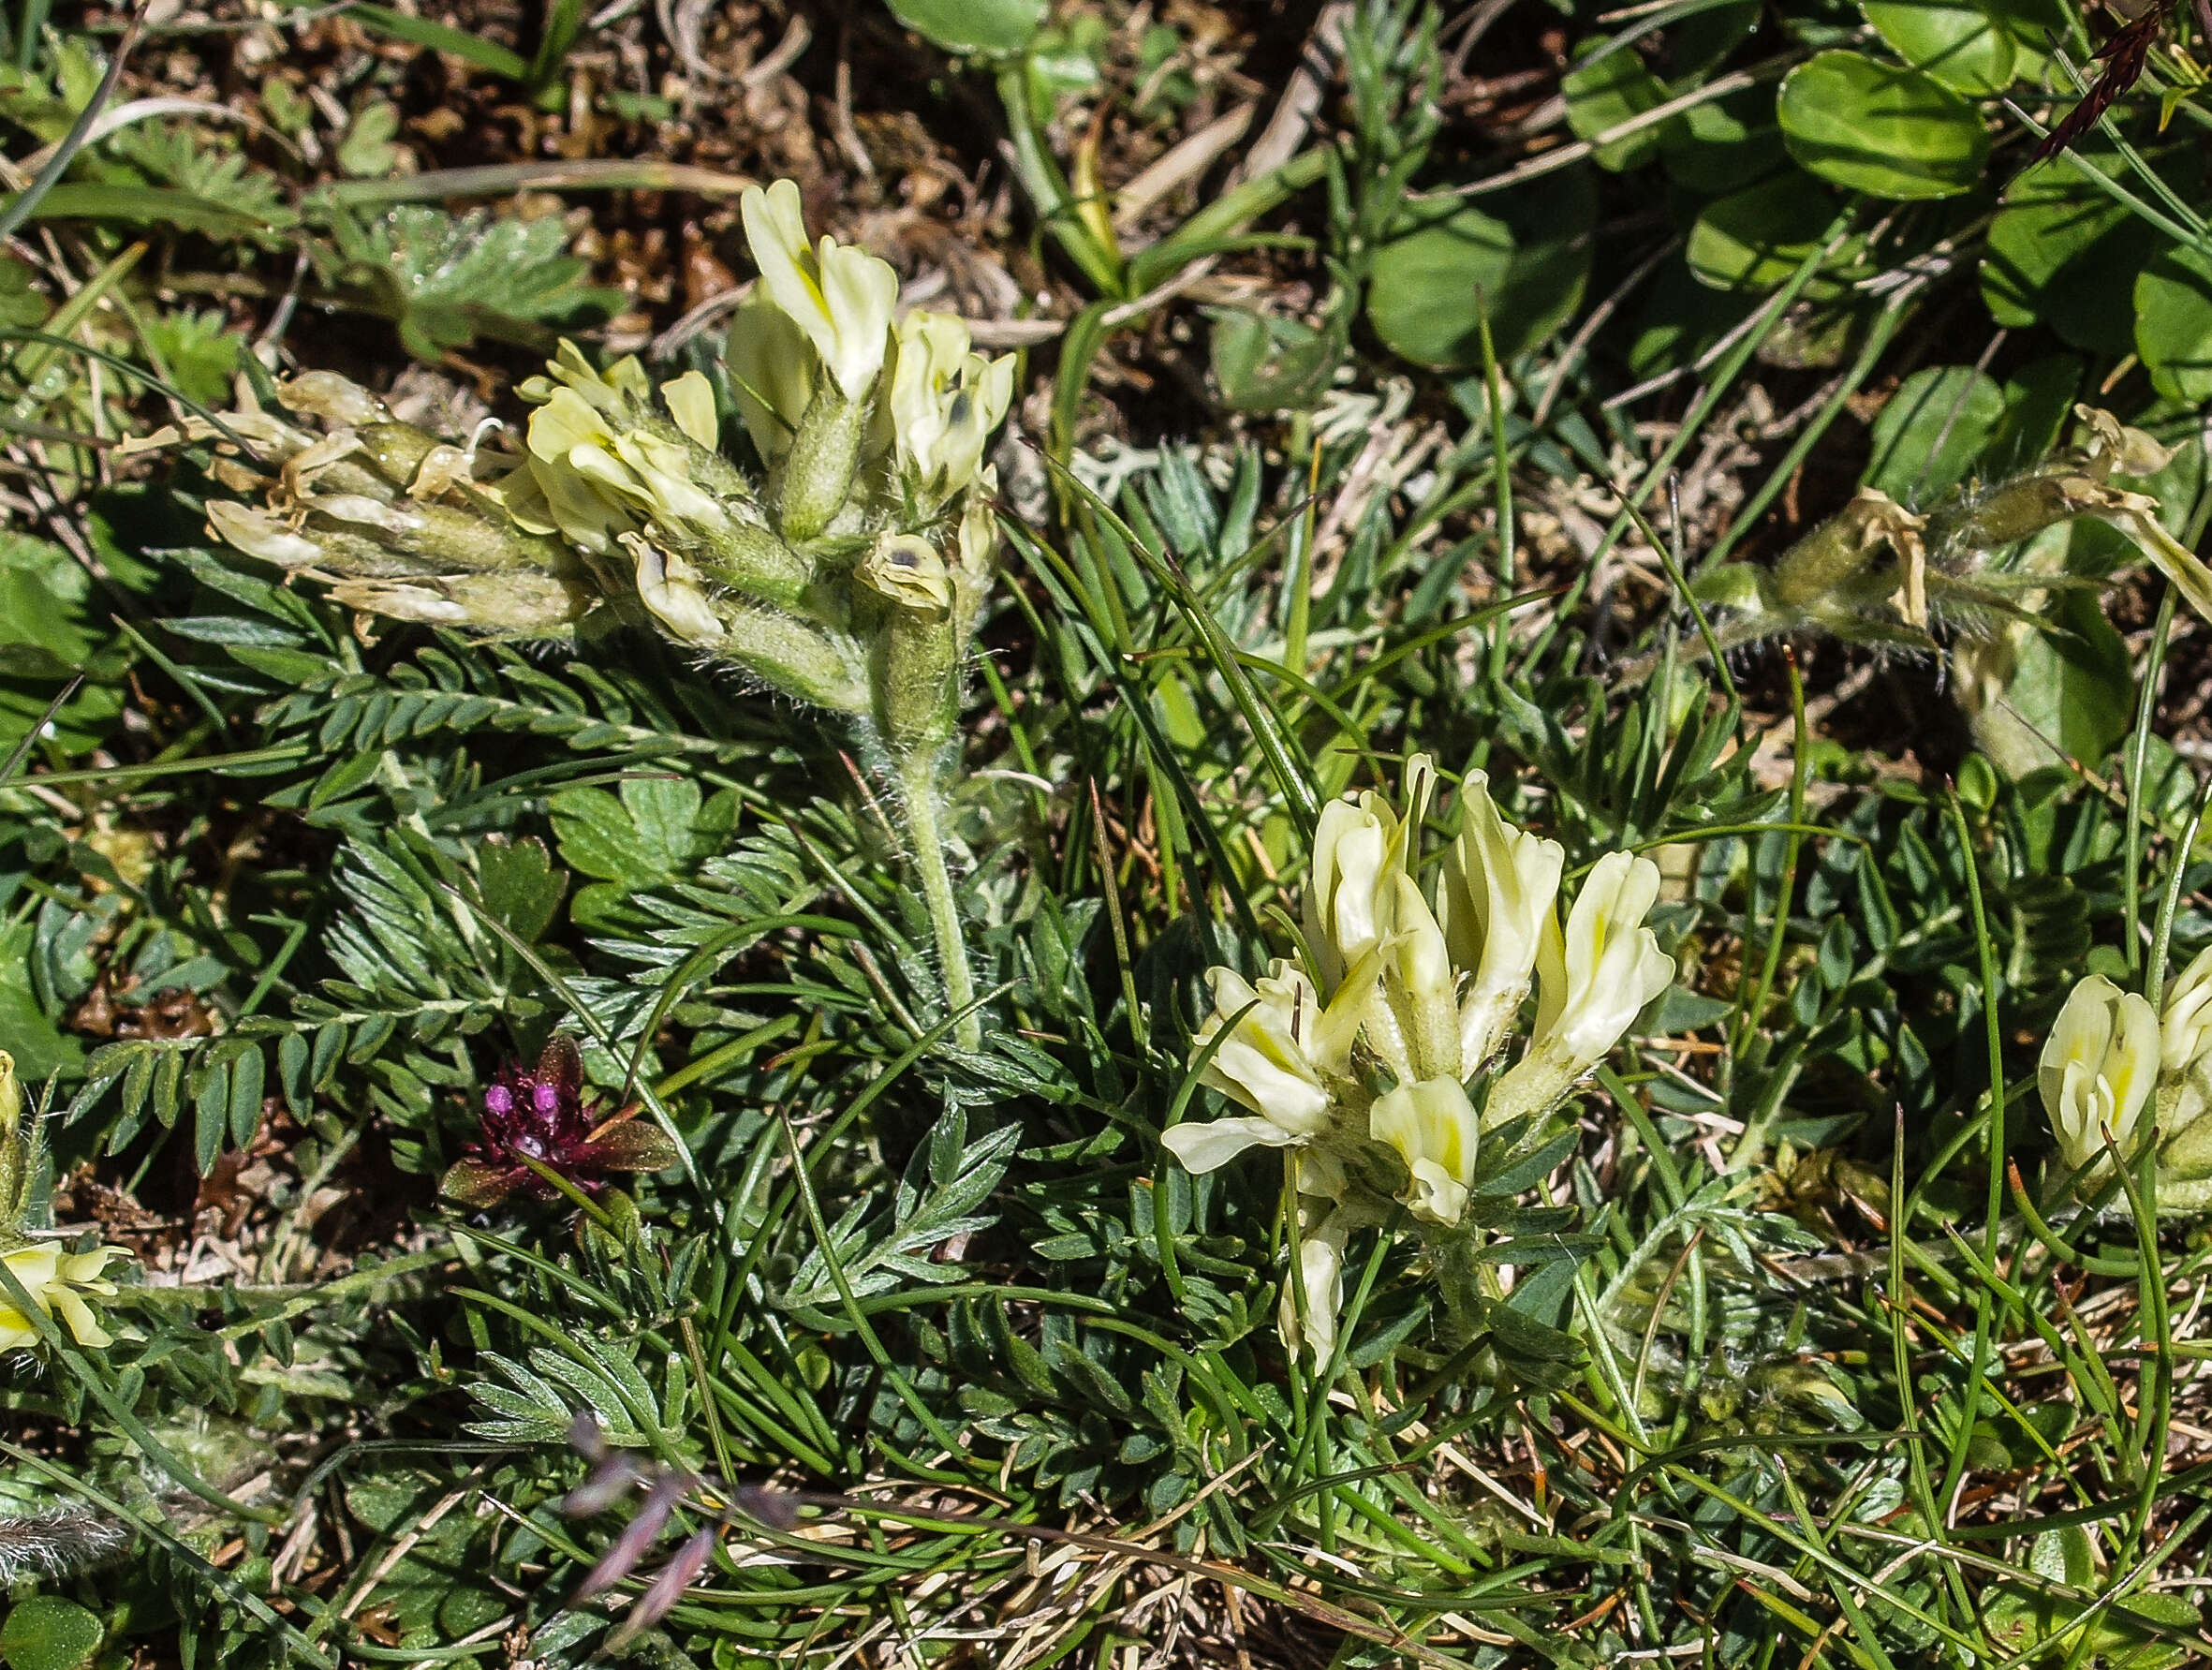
xmin=0 ymin=1243 xmax=128 ymax=1352
xmin=2041 ymin=974 xmax=2160 ymax=1175
xmin=521 ymin=383 xmax=732 ymax=556
xmin=1530 ymin=851 xmax=1675 ymax=1071
xmin=724 ymin=293 xmax=818 ymax=464
xmin=889 ymin=310 xmax=1015 ymax=497
xmin=1439 ymin=773 xmax=1563 ymax=1068
xmin=2163 ymin=948 xmax=2212 ymax=1077
xmin=1369 ymin=1076 xmax=1480 ymax=1226
xmin=1278 ymin=1204 xmax=1348 ymax=1369
xmin=1166 ymin=961 xmax=1361 ymax=1174
xmin=740 ymin=180 xmax=898 ymax=404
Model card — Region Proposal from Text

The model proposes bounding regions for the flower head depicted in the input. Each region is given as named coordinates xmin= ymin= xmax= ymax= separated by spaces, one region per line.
xmin=1369 ymin=1075 xmax=1481 ymax=1226
xmin=0 ymin=1243 xmax=128 ymax=1352
xmin=740 ymin=180 xmax=898 ymax=405
xmin=889 ymin=311 xmax=1015 ymax=499
xmin=2040 ymin=974 xmax=2160 ymax=1176
xmin=443 ymin=1035 xmax=678 ymax=1209
xmin=518 ymin=371 xmax=733 ymax=558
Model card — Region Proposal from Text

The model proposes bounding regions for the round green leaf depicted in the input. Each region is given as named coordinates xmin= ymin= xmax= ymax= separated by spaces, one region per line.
xmin=1660 ymin=87 xmax=1783 ymax=193
xmin=1666 ymin=0 xmax=1762 ymax=81
xmin=1969 ymin=534 xmax=2132 ymax=776
xmin=0 ymin=1597 xmax=104 ymax=1670
xmin=1862 ymin=364 xmax=2007 ymax=502
xmin=884 ymin=0 xmax=1043 ymax=54
xmin=1365 ymin=171 xmax=1595 ymax=368
xmin=1777 ymin=52 xmax=1991 ymax=199
xmin=1982 ymin=150 xmax=2152 ymax=352
xmin=1562 ymin=44 xmax=1673 ymax=171
xmin=1686 ymin=170 xmax=1847 ymax=291
xmin=2136 ymin=242 xmax=2212 ymax=404
xmin=1862 ymin=0 xmax=2015 ymax=94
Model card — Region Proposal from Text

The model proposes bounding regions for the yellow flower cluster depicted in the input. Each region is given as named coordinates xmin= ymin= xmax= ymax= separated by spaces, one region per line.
xmin=1165 ymin=760 xmax=1675 ymax=1365
xmin=184 ymin=179 xmax=1019 ymax=770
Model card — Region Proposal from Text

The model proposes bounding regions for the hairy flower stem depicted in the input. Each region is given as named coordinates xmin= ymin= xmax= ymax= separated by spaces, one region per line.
xmin=895 ymin=747 xmax=980 ymax=1051
xmin=1431 ymin=1226 xmax=1504 ymax=1347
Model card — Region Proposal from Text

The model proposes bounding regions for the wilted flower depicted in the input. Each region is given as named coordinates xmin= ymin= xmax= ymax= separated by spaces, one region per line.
xmin=2039 ymin=974 xmax=2160 ymax=1180
xmin=443 ymin=1036 xmax=679 ymax=1209
xmin=1368 ymin=1076 xmax=1480 ymax=1226
xmin=174 ymin=370 xmax=595 ymax=643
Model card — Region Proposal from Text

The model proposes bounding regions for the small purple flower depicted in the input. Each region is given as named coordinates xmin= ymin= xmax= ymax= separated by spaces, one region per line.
xmin=441 ymin=1035 xmax=678 ymax=1209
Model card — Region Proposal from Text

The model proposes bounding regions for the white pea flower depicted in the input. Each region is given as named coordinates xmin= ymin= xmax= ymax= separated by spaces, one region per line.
xmin=2041 ymin=974 xmax=2160 ymax=1175
xmin=739 ymin=180 xmax=898 ymax=405
xmin=2161 ymin=947 xmax=2212 ymax=1077
xmin=1484 ymin=850 xmax=1674 ymax=1128
xmin=1279 ymin=1206 xmax=1349 ymax=1369
xmin=724 ymin=292 xmax=817 ymax=465
xmin=1305 ymin=793 xmax=1394 ymax=990
xmin=890 ymin=310 xmax=1016 ymax=498
xmin=1368 ymin=1075 xmax=1481 ymax=1226
xmin=1305 ymin=758 xmax=1433 ymax=990
xmin=1439 ymin=772 xmax=1563 ymax=1068
xmin=624 ymin=534 xmax=726 ymax=649
xmin=1164 ymin=961 xmax=1351 ymax=1174
xmin=1531 ymin=850 xmax=1675 ymax=1071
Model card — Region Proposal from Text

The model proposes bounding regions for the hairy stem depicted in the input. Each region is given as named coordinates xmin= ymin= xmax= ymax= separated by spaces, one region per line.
xmin=895 ymin=746 xmax=981 ymax=1050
